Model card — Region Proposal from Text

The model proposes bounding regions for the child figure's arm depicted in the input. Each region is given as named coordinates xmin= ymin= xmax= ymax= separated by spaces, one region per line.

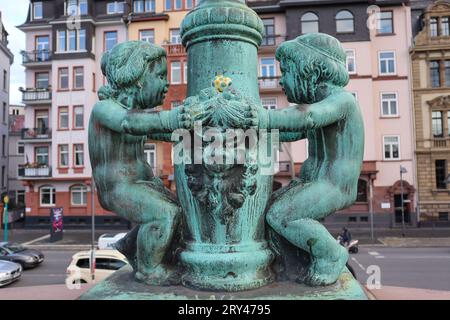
xmin=93 ymin=101 xmax=186 ymax=135
xmin=266 ymin=91 xmax=354 ymax=132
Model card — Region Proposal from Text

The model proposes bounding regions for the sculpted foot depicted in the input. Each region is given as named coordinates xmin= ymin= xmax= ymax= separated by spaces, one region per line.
xmin=298 ymin=245 xmax=348 ymax=286
xmin=135 ymin=265 xmax=181 ymax=286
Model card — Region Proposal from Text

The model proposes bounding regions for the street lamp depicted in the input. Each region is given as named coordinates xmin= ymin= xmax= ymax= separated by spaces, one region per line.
xmin=400 ymin=165 xmax=407 ymax=237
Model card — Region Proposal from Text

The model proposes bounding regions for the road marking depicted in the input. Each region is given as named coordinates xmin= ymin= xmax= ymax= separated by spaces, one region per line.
xmin=375 ymin=255 xmax=385 ymax=259
xmin=368 ymin=251 xmax=380 ymax=256
xmin=351 ymin=257 xmax=365 ymax=271
xmin=22 ymin=234 xmax=50 ymax=245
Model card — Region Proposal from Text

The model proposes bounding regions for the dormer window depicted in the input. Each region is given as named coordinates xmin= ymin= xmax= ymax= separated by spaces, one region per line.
xmin=66 ymin=0 xmax=88 ymax=16
xmin=33 ymin=2 xmax=43 ymax=20
xmin=107 ymin=1 xmax=124 ymax=14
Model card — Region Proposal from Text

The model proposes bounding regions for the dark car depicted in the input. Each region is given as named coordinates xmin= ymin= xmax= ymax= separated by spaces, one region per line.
xmin=0 ymin=242 xmax=44 ymax=269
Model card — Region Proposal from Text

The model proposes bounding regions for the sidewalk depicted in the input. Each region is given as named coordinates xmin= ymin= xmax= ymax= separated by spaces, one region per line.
xmin=365 ymin=286 xmax=450 ymax=300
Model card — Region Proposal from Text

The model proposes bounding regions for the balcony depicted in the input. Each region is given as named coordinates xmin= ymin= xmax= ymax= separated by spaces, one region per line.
xmin=20 ymin=87 xmax=52 ymax=104
xmin=258 ymin=76 xmax=282 ymax=91
xmin=21 ymin=50 xmax=52 ymax=66
xmin=432 ymin=137 xmax=450 ymax=148
xmin=19 ymin=165 xmax=51 ymax=178
xmin=163 ymin=44 xmax=186 ymax=56
xmin=21 ymin=127 xmax=52 ymax=142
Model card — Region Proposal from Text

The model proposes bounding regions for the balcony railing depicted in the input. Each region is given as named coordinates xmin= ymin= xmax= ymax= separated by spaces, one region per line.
xmin=21 ymin=127 xmax=52 ymax=140
xmin=21 ymin=50 xmax=52 ymax=64
xmin=433 ymin=137 xmax=450 ymax=148
xmin=19 ymin=166 xmax=51 ymax=178
xmin=258 ymin=76 xmax=282 ymax=90
xmin=20 ymin=87 xmax=52 ymax=103
xmin=163 ymin=44 xmax=186 ymax=56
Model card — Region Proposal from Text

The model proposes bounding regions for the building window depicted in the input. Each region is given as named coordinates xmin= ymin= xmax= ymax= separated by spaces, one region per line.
xmin=35 ymin=111 xmax=48 ymax=132
xmin=444 ymin=61 xmax=450 ymax=87
xmin=430 ymin=61 xmax=441 ymax=88
xmin=71 ymin=185 xmax=87 ymax=206
xmin=2 ymin=135 xmax=5 ymax=157
xmin=262 ymin=18 xmax=275 ymax=46
xmin=58 ymin=31 xmax=66 ymax=52
xmin=430 ymin=17 xmax=438 ymax=37
xmin=383 ymin=136 xmax=400 ymax=160
xmin=381 ymin=93 xmax=398 ymax=117
xmin=134 ymin=0 xmax=154 ymax=13
xmin=74 ymin=67 xmax=84 ymax=89
xmin=165 ymin=0 xmax=172 ymax=11
xmin=442 ymin=17 xmax=450 ymax=36
xmin=74 ymin=144 xmax=84 ymax=167
xmin=16 ymin=190 xmax=25 ymax=206
xmin=134 ymin=0 xmax=144 ymax=12
xmin=432 ymin=111 xmax=443 ymax=137
xmin=175 ymin=0 xmax=182 ymax=10
xmin=57 ymin=29 xmax=86 ymax=52
xmin=435 ymin=160 xmax=447 ymax=189
xmin=379 ymin=51 xmax=396 ymax=75
xmin=301 ymin=12 xmax=319 ymax=34
xmin=145 ymin=0 xmax=155 ymax=12
xmin=40 ymin=186 xmax=56 ymax=206
xmin=35 ymin=72 xmax=49 ymax=89
xmin=356 ymin=179 xmax=368 ymax=202
xmin=170 ymin=29 xmax=181 ymax=44
xmin=3 ymin=70 xmax=7 ymax=91
xmin=260 ymin=57 xmax=276 ymax=78
xmin=107 ymin=1 xmax=124 ymax=14
xmin=104 ymin=31 xmax=118 ymax=51
xmin=17 ymin=142 xmax=24 ymax=155
xmin=58 ymin=107 xmax=69 ymax=129
xmin=33 ymin=2 xmax=43 ymax=20
xmin=448 ymin=111 xmax=450 ymax=136
xmin=35 ymin=146 xmax=49 ymax=165
xmin=439 ymin=212 xmax=449 ymax=221
xmin=59 ymin=145 xmax=69 ymax=167
xmin=261 ymin=97 xmax=277 ymax=110
xmin=139 ymin=30 xmax=154 ymax=43
xmin=170 ymin=61 xmax=181 ymax=84
xmin=345 ymin=50 xmax=356 ymax=74
xmin=336 ymin=10 xmax=354 ymax=33
xmin=73 ymin=106 xmax=84 ymax=128
xmin=2 ymin=103 xmax=6 ymax=124
xmin=58 ymin=68 xmax=69 ymax=90
xmin=377 ymin=11 xmax=393 ymax=34
xmin=186 ymin=0 xmax=193 ymax=9
xmin=66 ymin=0 xmax=88 ymax=16
xmin=183 ymin=62 xmax=188 ymax=84
xmin=144 ymin=143 xmax=156 ymax=174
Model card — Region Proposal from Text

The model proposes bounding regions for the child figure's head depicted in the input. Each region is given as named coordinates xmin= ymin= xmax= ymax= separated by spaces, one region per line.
xmin=276 ymin=33 xmax=349 ymax=104
xmin=99 ymin=41 xmax=169 ymax=109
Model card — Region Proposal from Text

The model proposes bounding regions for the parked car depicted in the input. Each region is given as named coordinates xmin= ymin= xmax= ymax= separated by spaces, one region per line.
xmin=0 ymin=261 xmax=22 ymax=287
xmin=0 ymin=242 xmax=44 ymax=269
xmin=98 ymin=233 xmax=127 ymax=250
xmin=66 ymin=250 xmax=128 ymax=284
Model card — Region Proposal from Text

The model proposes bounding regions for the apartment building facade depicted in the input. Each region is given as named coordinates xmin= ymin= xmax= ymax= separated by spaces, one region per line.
xmin=410 ymin=0 xmax=450 ymax=226
xmin=18 ymin=0 xmax=129 ymax=227
xmin=249 ymin=0 xmax=417 ymax=227
xmin=0 ymin=11 xmax=13 ymax=205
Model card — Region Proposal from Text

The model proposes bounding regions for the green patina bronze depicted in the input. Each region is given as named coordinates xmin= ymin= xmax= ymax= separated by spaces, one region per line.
xmin=87 ymin=0 xmax=365 ymax=297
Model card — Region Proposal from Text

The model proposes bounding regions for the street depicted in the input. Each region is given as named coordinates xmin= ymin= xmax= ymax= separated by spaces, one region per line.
xmin=1 ymin=247 xmax=449 ymax=292
xmin=349 ymin=247 xmax=450 ymax=292
xmin=4 ymin=250 xmax=77 ymax=288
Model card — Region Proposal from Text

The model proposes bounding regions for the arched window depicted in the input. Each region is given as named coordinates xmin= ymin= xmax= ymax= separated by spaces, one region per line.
xmin=301 ymin=12 xmax=319 ymax=34
xmin=356 ymin=179 xmax=368 ymax=203
xmin=40 ymin=185 xmax=56 ymax=206
xmin=71 ymin=184 xmax=88 ymax=206
xmin=336 ymin=10 xmax=354 ymax=33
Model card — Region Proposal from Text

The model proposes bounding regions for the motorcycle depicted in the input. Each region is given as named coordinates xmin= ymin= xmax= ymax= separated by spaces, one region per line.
xmin=337 ymin=235 xmax=359 ymax=254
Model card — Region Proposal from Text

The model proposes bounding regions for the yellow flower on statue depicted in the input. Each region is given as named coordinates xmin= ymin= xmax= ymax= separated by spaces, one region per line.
xmin=212 ymin=75 xmax=232 ymax=92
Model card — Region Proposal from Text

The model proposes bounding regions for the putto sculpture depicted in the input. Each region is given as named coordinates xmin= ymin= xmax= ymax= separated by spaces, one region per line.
xmin=86 ymin=0 xmax=365 ymax=299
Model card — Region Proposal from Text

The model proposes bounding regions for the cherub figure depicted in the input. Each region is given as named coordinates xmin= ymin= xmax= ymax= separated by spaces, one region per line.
xmin=264 ymin=33 xmax=364 ymax=286
xmin=88 ymin=41 xmax=185 ymax=285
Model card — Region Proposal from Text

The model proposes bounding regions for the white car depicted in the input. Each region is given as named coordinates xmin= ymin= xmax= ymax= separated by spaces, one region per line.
xmin=0 ymin=260 xmax=22 ymax=287
xmin=66 ymin=250 xmax=128 ymax=284
xmin=97 ymin=233 xmax=127 ymax=250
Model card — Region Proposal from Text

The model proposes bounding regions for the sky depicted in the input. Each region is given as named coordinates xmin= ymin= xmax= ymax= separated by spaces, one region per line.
xmin=1 ymin=0 xmax=30 ymax=105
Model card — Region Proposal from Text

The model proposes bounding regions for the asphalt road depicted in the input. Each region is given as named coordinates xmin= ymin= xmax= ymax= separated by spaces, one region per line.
xmin=2 ymin=247 xmax=450 ymax=292
xmin=3 ymin=250 xmax=78 ymax=289
xmin=349 ymin=247 xmax=450 ymax=292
